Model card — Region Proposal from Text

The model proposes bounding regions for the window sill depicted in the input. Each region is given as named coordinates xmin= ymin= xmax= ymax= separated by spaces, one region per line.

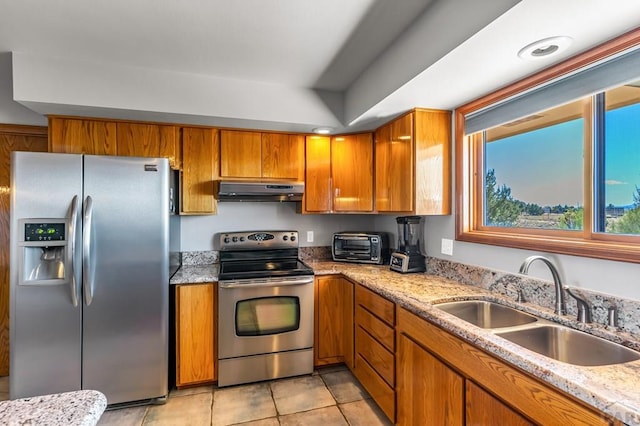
xmin=456 ymin=229 xmax=640 ymax=264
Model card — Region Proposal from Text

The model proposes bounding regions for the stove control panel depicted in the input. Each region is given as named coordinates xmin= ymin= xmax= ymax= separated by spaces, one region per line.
xmin=218 ymin=230 xmax=298 ymax=250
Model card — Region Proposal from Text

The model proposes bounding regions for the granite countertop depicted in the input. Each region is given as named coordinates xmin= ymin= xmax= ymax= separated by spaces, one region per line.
xmin=0 ymin=390 xmax=107 ymax=426
xmin=170 ymin=264 xmax=219 ymax=284
xmin=170 ymin=260 xmax=640 ymax=424
xmin=309 ymin=260 xmax=640 ymax=426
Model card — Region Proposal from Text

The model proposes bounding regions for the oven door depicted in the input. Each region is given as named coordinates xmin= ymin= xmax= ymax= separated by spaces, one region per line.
xmin=218 ymin=276 xmax=314 ymax=359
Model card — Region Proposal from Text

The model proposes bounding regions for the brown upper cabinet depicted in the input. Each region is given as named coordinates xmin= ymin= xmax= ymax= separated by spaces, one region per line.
xmin=49 ymin=118 xmax=182 ymax=170
xmin=181 ymin=127 xmax=219 ymax=214
xmin=375 ymin=108 xmax=451 ymax=215
xmin=116 ymin=122 xmax=182 ymax=170
xmin=220 ymin=130 xmax=304 ymax=180
xmin=49 ymin=117 xmax=117 ymax=155
xmin=303 ymin=133 xmax=374 ymax=213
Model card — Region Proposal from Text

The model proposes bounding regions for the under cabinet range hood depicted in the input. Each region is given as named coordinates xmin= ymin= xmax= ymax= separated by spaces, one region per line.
xmin=217 ymin=180 xmax=304 ymax=202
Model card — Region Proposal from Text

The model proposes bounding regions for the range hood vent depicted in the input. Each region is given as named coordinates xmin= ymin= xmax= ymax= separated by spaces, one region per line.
xmin=217 ymin=181 xmax=304 ymax=202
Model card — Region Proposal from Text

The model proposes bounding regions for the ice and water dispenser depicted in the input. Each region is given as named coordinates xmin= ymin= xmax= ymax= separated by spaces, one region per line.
xmin=18 ymin=219 xmax=69 ymax=285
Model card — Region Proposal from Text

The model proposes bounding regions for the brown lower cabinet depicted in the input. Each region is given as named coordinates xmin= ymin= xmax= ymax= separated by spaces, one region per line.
xmin=314 ymin=276 xmax=354 ymax=369
xmin=175 ymin=282 xmax=217 ymax=387
xmin=353 ymin=284 xmax=396 ymax=422
xmin=396 ymin=306 xmax=617 ymax=426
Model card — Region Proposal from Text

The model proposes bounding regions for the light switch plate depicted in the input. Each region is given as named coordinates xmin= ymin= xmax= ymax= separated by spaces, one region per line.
xmin=307 ymin=231 xmax=314 ymax=243
xmin=441 ymin=238 xmax=453 ymax=256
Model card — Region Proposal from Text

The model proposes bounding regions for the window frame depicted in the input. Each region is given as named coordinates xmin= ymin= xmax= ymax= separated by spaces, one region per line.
xmin=455 ymin=27 xmax=640 ymax=264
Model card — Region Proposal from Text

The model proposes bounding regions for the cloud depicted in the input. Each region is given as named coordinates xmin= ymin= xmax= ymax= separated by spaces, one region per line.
xmin=606 ymin=180 xmax=628 ymax=185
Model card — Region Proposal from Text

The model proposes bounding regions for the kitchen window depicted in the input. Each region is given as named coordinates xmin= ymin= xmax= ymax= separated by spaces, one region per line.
xmin=456 ymin=28 xmax=640 ymax=263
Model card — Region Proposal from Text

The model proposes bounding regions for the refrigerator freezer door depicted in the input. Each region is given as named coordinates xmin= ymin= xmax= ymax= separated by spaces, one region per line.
xmin=81 ymin=156 xmax=169 ymax=404
xmin=10 ymin=152 xmax=83 ymax=399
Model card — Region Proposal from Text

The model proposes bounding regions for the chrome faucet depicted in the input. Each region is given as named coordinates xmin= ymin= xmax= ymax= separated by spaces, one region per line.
xmin=518 ymin=255 xmax=566 ymax=316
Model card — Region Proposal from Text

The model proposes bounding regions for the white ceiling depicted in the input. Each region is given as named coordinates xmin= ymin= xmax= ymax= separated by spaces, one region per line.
xmin=2 ymin=0 xmax=640 ymax=133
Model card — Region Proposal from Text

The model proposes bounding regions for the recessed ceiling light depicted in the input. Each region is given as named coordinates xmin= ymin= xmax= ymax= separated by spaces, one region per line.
xmin=312 ymin=127 xmax=333 ymax=135
xmin=518 ymin=36 xmax=573 ymax=60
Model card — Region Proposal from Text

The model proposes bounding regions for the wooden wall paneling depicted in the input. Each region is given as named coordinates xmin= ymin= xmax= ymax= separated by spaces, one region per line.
xmin=0 ymin=124 xmax=48 ymax=376
xmin=49 ymin=117 xmax=117 ymax=155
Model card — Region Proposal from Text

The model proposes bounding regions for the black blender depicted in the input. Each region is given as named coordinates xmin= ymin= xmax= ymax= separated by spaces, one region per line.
xmin=390 ymin=216 xmax=426 ymax=273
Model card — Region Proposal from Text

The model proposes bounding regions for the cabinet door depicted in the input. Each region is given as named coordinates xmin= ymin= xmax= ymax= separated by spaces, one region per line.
xmin=116 ymin=123 xmax=181 ymax=170
xmin=314 ymin=276 xmax=345 ymax=366
xmin=182 ymin=127 xmax=219 ymax=214
xmin=466 ymin=381 xmax=534 ymax=426
xmin=175 ymin=283 xmax=216 ymax=387
xmin=332 ymin=133 xmax=373 ymax=212
xmin=49 ymin=117 xmax=117 ymax=155
xmin=414 ymin=109 xmax=451 ymax=215
xmin=262 ymin=133 xmax=304 ymax=180
xmin=304 ymin=136 xmax=332 ymax=212
xmin=375 ymin=114 xmax=414 ymax=212
xmin=397 ymin=333 xmax=464 ymax=426
xmin=220 ymin=130 xmax=262 ymax=178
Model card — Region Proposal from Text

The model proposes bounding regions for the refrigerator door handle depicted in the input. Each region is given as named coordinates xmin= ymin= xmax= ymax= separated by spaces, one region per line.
xmin=67 ymin=195 xmax=80 ymax=307
xmin=83 ymin=195 xmax=95 ymax=306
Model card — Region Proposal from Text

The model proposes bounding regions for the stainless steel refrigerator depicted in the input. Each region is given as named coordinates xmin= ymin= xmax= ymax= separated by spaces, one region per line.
xmin=10 ymin=152 xmax=169 ymax=405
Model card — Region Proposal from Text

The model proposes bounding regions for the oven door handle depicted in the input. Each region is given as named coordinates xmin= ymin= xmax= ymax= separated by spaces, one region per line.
xmin=219 ymin=276 xmax=314 ymax=288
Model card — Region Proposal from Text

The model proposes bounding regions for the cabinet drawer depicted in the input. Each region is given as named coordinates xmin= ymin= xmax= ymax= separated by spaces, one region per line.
xmin=355 ymin=326 xmax=394 ymax=387
xmin=355 ymin=305 xmax=394 ymax=351
xmin=356 ymin=285 xmax=395 ymax=326
xmin=354 ymin=353 xmax=395 ymax=422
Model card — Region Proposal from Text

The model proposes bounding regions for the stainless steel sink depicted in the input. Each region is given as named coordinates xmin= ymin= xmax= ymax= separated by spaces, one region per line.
xmin=496 ymin=325 xmax=640 ymax=366
xmin=435 ymin=300 xmax=538 ymax=329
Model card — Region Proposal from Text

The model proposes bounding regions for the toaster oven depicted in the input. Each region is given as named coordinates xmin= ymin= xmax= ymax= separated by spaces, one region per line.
xmin=332 ymin=232 xmax=390 ymax=265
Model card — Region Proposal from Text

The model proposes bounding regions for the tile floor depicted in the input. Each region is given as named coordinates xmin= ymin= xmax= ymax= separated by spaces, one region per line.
xmin=0 ymin=366 xmax=392 ymax=426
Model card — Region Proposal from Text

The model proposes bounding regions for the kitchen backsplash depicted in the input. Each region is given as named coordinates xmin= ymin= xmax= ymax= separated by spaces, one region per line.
xmin=177 ymin=247 xmax=640 ymax=337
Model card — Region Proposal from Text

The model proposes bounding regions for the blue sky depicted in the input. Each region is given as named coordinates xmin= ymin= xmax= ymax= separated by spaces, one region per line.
xmin=485 ymin=102 xmax=640 ymax=207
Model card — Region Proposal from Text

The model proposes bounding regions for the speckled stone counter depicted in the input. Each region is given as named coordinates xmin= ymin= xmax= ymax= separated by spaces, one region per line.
xmin=170 ymin=264 xmax=219 ymax=284
xmin=0 ymin=390 xmax=107 ymax=426
xmin=309 ymin=260 xmax=640 ymax=426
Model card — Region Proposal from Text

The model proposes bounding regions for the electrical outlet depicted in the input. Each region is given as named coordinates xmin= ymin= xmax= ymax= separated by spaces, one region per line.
xmin=441 ymin=238 xmax=453 ymax=256
xmin=307 ymin=231 xmax=314 ymax=243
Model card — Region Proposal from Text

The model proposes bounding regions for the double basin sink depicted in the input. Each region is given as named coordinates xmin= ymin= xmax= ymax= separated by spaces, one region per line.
xmin=435 ymin=300 xmax=640 ymax=366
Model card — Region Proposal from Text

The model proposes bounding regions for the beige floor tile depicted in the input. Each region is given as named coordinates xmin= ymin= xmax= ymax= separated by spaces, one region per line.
xmin=320 ymin=370 xmax=369 ymax=404
xmin=212 ymin=382 xmax=276 ymax=426
xmin=170 ymin=385 xmax=215 ymax=398
xmin=339 ymin=399 xmax=392 ymax=426
xmin=235 ymin=418 xmax=279 ymax=426
xmin=143 ymin=392 xmax=212 ymax=426
xmin=271 ymin=375 xmax=335 ymax=416
xmin=279 ymin=406 xmax=347 ymax=426
xmin=98 ymin=405 xmax=148 ymax=426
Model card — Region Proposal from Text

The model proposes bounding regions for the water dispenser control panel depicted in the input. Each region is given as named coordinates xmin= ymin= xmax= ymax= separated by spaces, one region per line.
xmin=24 ymin=222 xmax=65 ymax=242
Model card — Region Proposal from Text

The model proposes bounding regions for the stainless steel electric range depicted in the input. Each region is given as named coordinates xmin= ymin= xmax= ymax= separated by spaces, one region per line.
xmin=216 ymin=230 xmax=314 ymax=387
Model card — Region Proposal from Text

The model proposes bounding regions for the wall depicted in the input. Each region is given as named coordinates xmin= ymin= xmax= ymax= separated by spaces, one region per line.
xmin=180 ymin=202 xmax=379 ymax=251
xmin=0 ymin=53 xmax=46 ymax=126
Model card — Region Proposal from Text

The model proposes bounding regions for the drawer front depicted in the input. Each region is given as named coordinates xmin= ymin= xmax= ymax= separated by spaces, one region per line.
xmin=356 ymin=285 xmax=395 ymax=326
xmin=355 ymin=326 xmax=394 ymax=387
xmin=355 ymin=305 xmax=394 ymax=352
xmin=354 ymin=353 xmax=395 ymax=422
